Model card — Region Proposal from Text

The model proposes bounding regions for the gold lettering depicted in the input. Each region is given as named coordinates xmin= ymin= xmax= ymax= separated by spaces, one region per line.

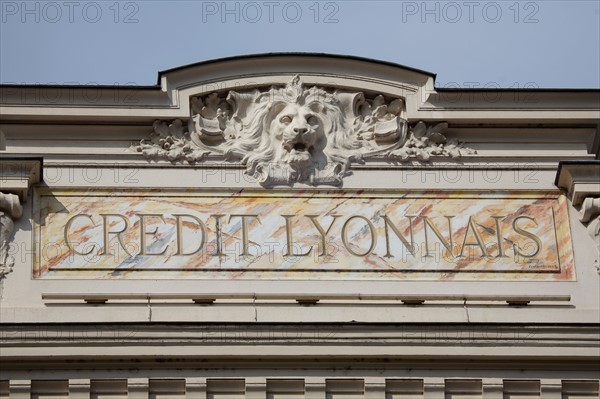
xmin=459 ymin=216 xmax=488 ymax=258
xmin=64 ymin=214 xmax=96 ymax=256
xmin=281 ymin=215 xmax=312 ymax=257
xmin=382 ymin=215 xmax=415 ymax=258
xmin=306 ymin=214 xmax=341 ymax=256
xmin=173 ymin=214 xmax=206 ymax=256
xmin=341 ymin=215 xmax=377 ymax=257
xmin=512 ymin=216 xmax=542 ymax=258
xmin=99 ymin=214 xmax=133 ymax=256
xmin=228 ymin=214 xmax=261 ymax=256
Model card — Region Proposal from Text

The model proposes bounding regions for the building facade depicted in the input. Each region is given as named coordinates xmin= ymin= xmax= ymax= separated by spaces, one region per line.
xmin=0 ymin=54 xmax=599 ymax=397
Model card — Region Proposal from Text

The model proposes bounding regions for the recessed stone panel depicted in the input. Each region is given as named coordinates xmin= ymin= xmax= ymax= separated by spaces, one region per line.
xmin=33 ymin=189 xmax=575 ymax=280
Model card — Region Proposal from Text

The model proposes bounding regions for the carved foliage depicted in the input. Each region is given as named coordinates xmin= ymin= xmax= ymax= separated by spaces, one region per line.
xmin=0 ymin=193 xmax=23 ymax=280
xmin=388 ymin=122 xmax=475 ymax=161
xmin=580 ymin=197 xmax=600 ymax=275
xmin=135 ymin=76 xmax=475 ymax=186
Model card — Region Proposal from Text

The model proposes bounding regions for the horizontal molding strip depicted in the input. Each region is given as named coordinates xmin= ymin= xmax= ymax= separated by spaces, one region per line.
xmin=41 ymin=293 xmax=571 ymax=306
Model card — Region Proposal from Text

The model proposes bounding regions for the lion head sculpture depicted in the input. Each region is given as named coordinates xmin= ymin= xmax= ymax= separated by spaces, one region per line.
xmin=187 ymin=76 xmax=409 ymax=186
xmin=137 ymin=76 xmax=483 ymax=186
xmin=136 ymin=76 xmax=476 ymax=186
xmin=136 ymin=78 xmax=474 ymax=186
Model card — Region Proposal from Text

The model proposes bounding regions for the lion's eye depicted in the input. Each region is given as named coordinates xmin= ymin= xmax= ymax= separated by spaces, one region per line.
xmin=307 ymin=115 xmax=318 ymax=125
xmin=280 ymin=115 xmax=292 ymax=124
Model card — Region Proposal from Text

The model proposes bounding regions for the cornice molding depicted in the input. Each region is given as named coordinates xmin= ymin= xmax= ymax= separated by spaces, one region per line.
xmin=1 ymin=55 xmax=598 ymax=125
xmin=2 ymin=324 xmax=599 ymax=359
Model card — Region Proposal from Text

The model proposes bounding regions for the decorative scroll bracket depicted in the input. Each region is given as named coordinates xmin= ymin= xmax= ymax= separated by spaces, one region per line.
xmin=0 ymin=193 xmax=23 ymax=280
xmin=556 ymin=161 xmax=600 ymax=274
xmin=0 ymin=158 xmax=42 ymax=280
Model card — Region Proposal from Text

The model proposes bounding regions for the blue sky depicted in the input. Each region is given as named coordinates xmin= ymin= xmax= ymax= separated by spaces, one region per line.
xmin=1 ymin=1 xmax=599 ymax=88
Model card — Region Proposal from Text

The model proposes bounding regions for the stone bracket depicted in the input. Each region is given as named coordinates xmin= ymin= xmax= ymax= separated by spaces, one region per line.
xmin=555 ymin=160 xmax=600 ymax=206
xmin=0 ymin=157 xmax=42 ymax=279
xmin=555 ymin=160 xmax=600 ymax=274
xmin=0 ymin=157 xmax=43 ymax=202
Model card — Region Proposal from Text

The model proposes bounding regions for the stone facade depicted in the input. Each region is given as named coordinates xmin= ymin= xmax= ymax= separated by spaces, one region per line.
xmin=0 ymin=54 xmax=598 ymax=397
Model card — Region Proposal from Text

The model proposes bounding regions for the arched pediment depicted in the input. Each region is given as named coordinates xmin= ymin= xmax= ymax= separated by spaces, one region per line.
xmin=157 ymin=53 xmax=437 ymax=120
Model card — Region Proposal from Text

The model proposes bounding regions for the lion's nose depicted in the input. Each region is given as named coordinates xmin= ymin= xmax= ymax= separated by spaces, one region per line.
xmin=293 ymin=126 xmax=308 ymax=135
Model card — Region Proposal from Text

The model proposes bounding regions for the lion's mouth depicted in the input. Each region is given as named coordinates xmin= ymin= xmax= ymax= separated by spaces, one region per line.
xmin=283 ymin=140 xmax=310 ymax=153
xmin=293 ymin=143 xmax=307 ymax=152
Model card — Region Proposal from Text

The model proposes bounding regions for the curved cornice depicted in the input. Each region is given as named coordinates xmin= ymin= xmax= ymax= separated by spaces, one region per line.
xmin=158 ymin=52 xmax=437 ymax=82
xmin=0 ymin=53 xmax=598 ymax=125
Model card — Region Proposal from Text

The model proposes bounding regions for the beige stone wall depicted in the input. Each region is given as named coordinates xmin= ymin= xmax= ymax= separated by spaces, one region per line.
xmin=1 ymin=55 xmax=598 ymax=394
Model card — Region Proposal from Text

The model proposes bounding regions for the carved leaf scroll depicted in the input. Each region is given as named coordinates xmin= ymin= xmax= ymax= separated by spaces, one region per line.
xmin=0 ymin=193 xmax=23 ymax=280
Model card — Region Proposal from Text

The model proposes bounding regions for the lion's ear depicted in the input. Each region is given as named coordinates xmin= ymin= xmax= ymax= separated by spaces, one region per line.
xmin=269 ymin=102 xmax=286 ymax=114
xmin=265 ymin=102 xmax=287 ymax=123
xmin=308 ymin=101 xmax=325 ymax=113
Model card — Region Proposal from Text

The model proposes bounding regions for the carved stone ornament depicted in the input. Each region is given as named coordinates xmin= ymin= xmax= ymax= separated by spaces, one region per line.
xmin=580 ymin=197 xmax=600 ymax=275
xmin=134 ymin=76 xmax=475 ymax=186
xmin=0 ymin=193 xmax=23 ymax=280
xmin=554 ymin=161 xmax=600 ymax=275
